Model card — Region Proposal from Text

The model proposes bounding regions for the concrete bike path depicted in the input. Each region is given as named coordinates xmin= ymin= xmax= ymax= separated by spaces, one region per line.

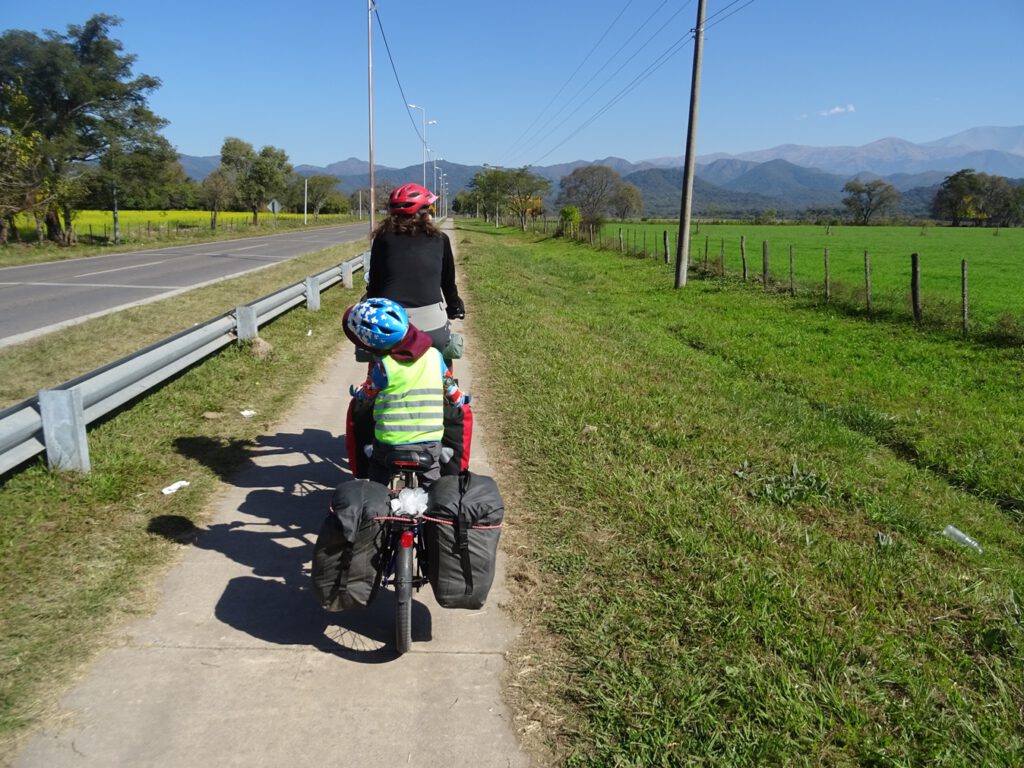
xmin=16 ymin=242 xmax=530 ymax=767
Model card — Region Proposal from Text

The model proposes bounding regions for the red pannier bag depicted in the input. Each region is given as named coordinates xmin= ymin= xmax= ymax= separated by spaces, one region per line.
xmin=345 ymin=397 xmax=375 ymax=479
xmin=440 ymin=400 xmax=473 ymax=476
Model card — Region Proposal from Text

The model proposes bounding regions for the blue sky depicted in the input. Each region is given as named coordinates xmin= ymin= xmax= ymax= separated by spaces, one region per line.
xmin=4 ymin=1 xmax=1022 ymax=171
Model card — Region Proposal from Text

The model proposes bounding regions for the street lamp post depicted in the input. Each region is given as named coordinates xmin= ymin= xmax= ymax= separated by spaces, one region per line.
xmin=407 ymin=103 xmax=436 ymax=187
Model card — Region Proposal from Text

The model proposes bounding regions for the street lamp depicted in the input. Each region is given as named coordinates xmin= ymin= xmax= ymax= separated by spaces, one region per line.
xmin=407 ymin=103 xmax=436 ymax=187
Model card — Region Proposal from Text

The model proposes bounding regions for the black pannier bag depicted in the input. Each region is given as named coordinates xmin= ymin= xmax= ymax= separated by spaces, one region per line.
xmin=425 ymin=471 xmax=504 ymax=609
xmin=312 ymin=479 xmax=389 ymax=611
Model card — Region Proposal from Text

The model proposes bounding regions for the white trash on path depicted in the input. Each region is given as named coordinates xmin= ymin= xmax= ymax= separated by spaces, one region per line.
xmin=240 ymin=409 xmax=257 ymax=418
xmin=161 ymin=480 xmax=191 ymax=495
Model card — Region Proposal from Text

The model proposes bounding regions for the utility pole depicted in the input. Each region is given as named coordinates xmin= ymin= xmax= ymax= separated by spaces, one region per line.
xmin=367 ymin=0 xmax=376 ymax=232
xmin=673 ymin=0 xmax=706 ymax=289
xmin=303 ymin=177 xmax=308 ymax=225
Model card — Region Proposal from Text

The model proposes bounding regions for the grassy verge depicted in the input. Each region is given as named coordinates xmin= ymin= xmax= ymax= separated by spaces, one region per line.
xmin=459 ymin=222 xmax=1024 ymax=765
xmin=0 ymin=242 xmax=363 ymax=758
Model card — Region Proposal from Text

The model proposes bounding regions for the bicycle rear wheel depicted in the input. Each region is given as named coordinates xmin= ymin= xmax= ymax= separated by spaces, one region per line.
xmin=394 ymin=541 xmax=413 ymax=654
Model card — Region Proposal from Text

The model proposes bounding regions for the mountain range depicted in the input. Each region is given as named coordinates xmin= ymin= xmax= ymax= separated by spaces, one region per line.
xmin=177 ymin=125 xmax=1024 ymax=217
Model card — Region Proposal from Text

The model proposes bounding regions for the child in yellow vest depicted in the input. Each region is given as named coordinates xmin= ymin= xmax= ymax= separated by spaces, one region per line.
xmin=343 ymin=298 xmax=467 ymax=485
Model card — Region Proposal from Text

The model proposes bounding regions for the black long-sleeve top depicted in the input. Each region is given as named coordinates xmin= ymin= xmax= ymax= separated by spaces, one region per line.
xmin=367 ymin=230 xmax=461 ymax=310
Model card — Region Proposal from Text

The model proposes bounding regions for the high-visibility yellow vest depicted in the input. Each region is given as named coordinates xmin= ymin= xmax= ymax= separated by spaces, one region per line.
xmin=373 ymin=349 xmax=445 ymax=445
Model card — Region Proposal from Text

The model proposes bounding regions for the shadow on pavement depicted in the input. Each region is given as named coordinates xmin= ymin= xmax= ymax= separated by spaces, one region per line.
xmin=158 ymin=428 xmax=432 ymax=662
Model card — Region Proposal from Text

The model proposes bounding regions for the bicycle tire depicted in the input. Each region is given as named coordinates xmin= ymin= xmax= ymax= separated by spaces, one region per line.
xmin=395 ymin=541 xmax=413 ymax=654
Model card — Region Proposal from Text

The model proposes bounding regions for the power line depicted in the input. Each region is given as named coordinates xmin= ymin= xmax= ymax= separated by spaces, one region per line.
xmin=373 ymin=5 xmax=424 ymax=145
xmin=528 ymin=0 xmax=759 ymax=165
xmin=508 ymin=0 xmax=686 ymax=165
xmin=499 ymin=0 xmax=638 ymax=163
xmin=705 ymin=0 xmax=758 ymax=30
xmin=515 ymin=1 xmax=693 ymax=163
xmin=532 ymin=32 xmax=694 ymax=164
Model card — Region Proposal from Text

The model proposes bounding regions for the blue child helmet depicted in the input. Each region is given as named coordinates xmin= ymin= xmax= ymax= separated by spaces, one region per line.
xmin=345 ymin=297 xmax=409 ymax=350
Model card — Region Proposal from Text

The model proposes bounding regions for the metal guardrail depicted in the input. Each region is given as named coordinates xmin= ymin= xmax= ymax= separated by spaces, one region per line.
xmin=0 ymin=251 xmax=370 ymax=477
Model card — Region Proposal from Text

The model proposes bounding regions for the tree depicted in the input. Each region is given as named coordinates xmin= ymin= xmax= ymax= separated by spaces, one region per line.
xmin=302 ymin=175 xmax=341 ymax=221
xmin=842 ymin=179 xmax=900 ymax=225
xmin=0 ymin=15 xmax=166 ymax=243
xmin=558 ymin=205 xmax=581 ymax=236
xmin=557 ymin=165 xmax=621 ymax=227
xmin=932 ymin=169 xmax=982 ymax=227
xmin=88 ymin=133 xmax=183 ymax=241
xmin=201 ymin=168 xmax=235 ymax=230
xmin=504 ymin=166 xmax=551 ymax=231
xmin=976 ymin=173 xmax=1024 ymax=227
xmin=220 ymin=137 xmax=292 ymax=225
xmin=610 ymin=181 xmax=643 ymax=220
xmin=468 ymin=167 xmax=511 ymax=224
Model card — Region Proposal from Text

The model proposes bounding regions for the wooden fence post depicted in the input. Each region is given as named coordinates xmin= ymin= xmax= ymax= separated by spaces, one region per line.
xmin=864 ymin=251 xmax=872 ymax=313
xmin=789 ymin=244 xmax=795 ymax=296
xmin=719 ymin=238 xmax=725 ymax=274
xmin=911 ymin=252 xmax=922 ymax=323
xmin=643 ymin=231 xmax=647 ymax=258
xmin=824 ymin=248 xmax=830 ymax=301
xmin=618 ymin=227 xmax=623 ymax=253
xmin=663 ymin=230 xmax=670 ymax=265
xmin=740 ymin=236 xmax=747 ymax=280
xmin=762 ymin=240 xmax=769 ymax=291
xmin=961 ymin=259 xmax=969 ymax=336
xmin=703 ymin=235 xmax=709 ymax=269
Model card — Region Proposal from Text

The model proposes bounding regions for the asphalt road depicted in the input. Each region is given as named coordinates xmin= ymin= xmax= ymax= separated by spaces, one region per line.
xmin=0 ymin=223 xmax=369 ymax=347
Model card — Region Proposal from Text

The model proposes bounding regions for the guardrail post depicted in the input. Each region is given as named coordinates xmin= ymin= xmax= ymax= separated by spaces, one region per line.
xmin=39 ymin=388 xmax=91 ymax=473
xmin=305 ymin=276 xmax=321 ymax=311
xmin=362 ymin=251 xmax=371 ymax=274
xmin=236 ymin=305 xmax=258 ymax=341
xmin=342 ymin=262 xmax=354 ymax=289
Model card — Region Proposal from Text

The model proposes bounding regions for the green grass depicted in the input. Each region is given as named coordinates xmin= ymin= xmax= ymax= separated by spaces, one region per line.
xmin=1 ymin=209 xmax=364 ymax=268
xmin=460 ymin=221 xmax=1024 ymax=766
xmin=0 ymin=242 xmax=364 ymax=758
xmin=583 ymin=221 xmax=1024 ymax=334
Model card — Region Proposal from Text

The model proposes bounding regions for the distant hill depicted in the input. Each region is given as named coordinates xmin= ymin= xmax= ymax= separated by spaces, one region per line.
xmin=623 ymin=168 xmax=780 ymax=217
xmin=178 ymin=155 xmax=220 ymax=181
xmin=174 ymin=124 xmax=1024 ymax=218
xmin=710 ymin=134 xmax=1024 ymax=177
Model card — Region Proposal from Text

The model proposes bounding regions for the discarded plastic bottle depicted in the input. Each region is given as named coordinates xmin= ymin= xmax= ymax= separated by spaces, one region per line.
xmin=942 ymin=525 xmax=983 ymax=554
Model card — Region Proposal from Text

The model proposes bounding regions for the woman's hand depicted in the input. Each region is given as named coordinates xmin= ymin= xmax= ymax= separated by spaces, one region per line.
xmin=446 ymin=297 xmax=466 ymax=319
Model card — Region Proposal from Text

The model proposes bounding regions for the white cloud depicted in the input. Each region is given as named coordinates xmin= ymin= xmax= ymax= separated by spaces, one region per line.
xmin=820 ymin=104 xmax=856 ymax=117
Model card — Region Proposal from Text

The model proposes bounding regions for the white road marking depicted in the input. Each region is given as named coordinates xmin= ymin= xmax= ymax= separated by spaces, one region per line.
xmin=73 ymin=259 xmax=167 ymax=278
xmin=0 ymin=281 xmax=178 ymax=290
xmin=230 ymin=244 xmax=265 ymax=251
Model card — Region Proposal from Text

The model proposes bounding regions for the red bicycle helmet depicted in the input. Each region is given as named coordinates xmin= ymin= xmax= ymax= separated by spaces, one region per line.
xmin=389 ymin=183 xmax=437 ymax=215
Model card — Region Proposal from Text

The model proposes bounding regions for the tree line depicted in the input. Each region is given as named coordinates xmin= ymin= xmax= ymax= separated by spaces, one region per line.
xmin=453 ymin=164 xmax=644 ymax=231
xmin=0 ymin=15 xmax=357 ymax=246
xmin=841 ymin=171 xmax=1024 ymax=227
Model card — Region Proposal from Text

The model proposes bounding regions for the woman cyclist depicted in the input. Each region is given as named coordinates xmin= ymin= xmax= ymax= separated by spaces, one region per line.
xmin=366 ymin=183 xmax=465 ymax=355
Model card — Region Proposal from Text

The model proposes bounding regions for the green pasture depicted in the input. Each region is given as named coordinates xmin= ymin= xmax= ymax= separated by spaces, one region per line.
xmin=588 ymin=222 xmax=1024 ymax=330
xmin=460 ymin=221 xmax=1024 ymax=765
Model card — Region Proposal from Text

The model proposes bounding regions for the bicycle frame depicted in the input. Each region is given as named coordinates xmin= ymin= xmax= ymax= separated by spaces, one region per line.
xmin=380 ymin=464 xmax=430 ymax=654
